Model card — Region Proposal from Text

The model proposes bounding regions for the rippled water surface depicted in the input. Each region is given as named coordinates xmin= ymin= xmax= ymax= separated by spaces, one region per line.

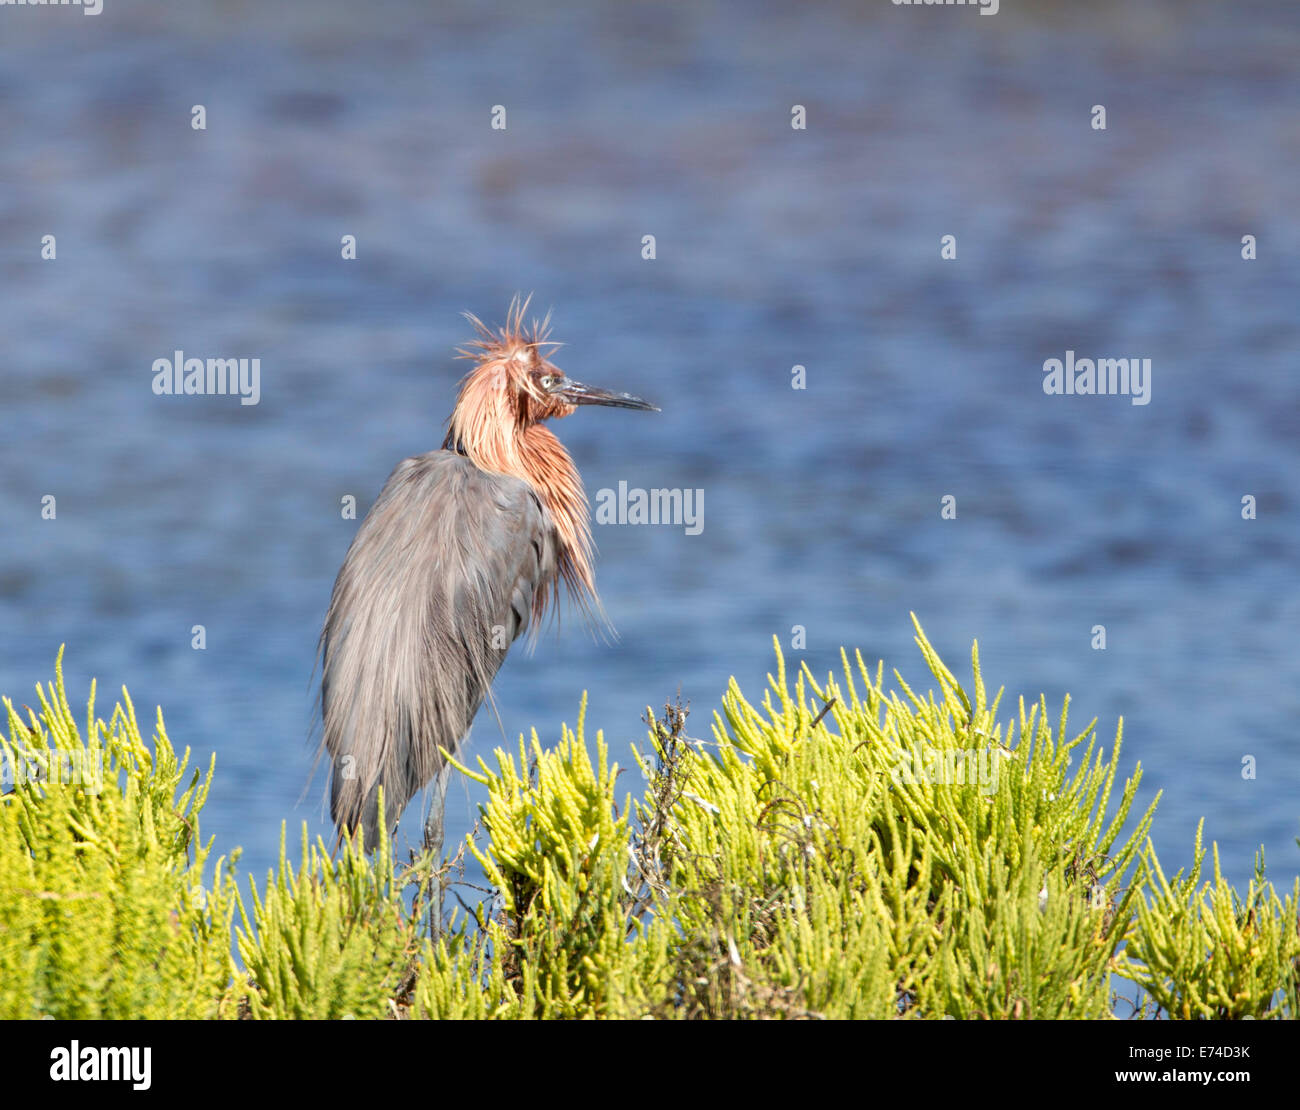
xmin=2 ymin=0 xmax=1297 ymax=891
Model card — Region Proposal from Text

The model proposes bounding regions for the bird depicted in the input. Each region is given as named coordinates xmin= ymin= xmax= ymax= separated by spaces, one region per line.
xmin=317 ymin=296 xmax=658 ymax=850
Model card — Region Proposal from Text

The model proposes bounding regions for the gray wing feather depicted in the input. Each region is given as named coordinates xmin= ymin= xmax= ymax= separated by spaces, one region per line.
xmin=319 ymin=450 xmax=556 ymax=847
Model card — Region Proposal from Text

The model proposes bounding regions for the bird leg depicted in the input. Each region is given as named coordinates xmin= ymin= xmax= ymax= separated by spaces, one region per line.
xmin=422 ymin=763 xmax=451 ymax=939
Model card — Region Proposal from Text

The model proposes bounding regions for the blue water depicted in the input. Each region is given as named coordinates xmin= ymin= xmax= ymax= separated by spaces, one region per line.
xmin=2 ymin=0 xmax=1297 ymax=902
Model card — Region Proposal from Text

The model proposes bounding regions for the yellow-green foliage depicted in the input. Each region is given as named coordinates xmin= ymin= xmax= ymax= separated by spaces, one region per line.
xmin=3 ymin=623 xmax=1297 ymax=1019
xmin=418 ymin=717 xmax=675 ymax=1018
xmin=0 ymin=649 xmax=236 ymax=1018
xmin=233 ymin=815 xmax=424 ymax=1019
xmin=1120 ymin=828 xmax=1300 ymax=1019
xmin=611 ymin=622 xmax=1159 ymax=1018
xmin=424 ymin=618 xmax=1152 ymax=1018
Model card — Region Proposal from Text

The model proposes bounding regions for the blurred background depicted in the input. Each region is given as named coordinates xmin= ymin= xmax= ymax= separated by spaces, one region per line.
xmin=1 ymin=0 xmax=1297 ymax=893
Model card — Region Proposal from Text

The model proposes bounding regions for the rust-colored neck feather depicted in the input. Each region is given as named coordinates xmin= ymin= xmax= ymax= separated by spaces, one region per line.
xmin=442 ymin=301 xmax=598 ymax=624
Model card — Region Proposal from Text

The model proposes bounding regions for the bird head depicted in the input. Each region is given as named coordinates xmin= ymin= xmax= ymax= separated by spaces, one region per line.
xmin=452 ymin=296 xmax=658 ymax=430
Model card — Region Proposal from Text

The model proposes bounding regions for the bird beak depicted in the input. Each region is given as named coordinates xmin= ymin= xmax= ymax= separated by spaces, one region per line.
xmin=556 ymin=377 xmax=660 ymax=412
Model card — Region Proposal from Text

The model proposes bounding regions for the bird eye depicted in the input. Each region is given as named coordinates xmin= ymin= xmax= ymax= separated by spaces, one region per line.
xmin=539 ymin=375 xmax=557 ymax=389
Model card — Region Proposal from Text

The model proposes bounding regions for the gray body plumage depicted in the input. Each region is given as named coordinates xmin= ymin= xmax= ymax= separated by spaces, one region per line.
xmin=319 ymin=450 xmax=557 ymax=847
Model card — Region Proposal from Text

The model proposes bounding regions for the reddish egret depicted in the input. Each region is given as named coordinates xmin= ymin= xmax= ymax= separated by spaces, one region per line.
xmin=318 ymin=297 xmax=657 ymax=849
